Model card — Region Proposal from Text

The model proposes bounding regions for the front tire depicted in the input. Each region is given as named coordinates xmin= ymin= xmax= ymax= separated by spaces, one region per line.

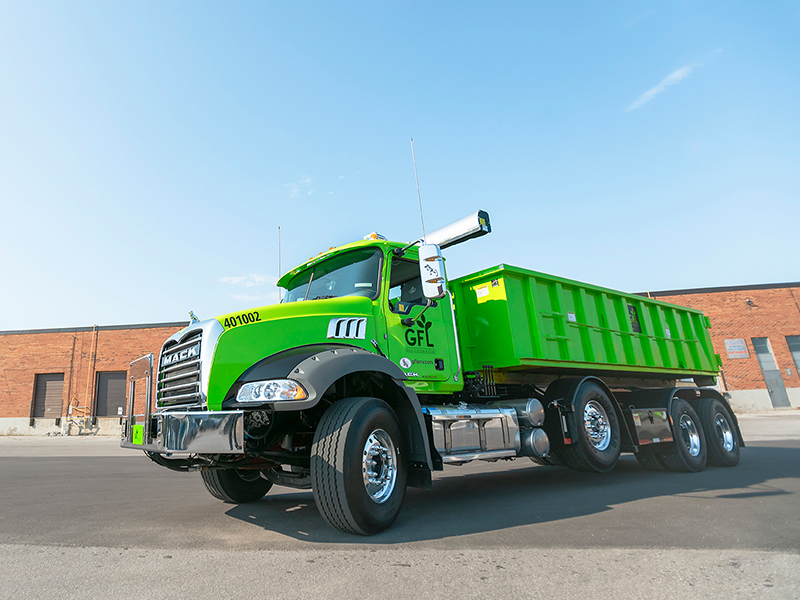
xmin=530 ymin=453 xmax=562 ymax=467
xmin=201 ymin=468 xmax=273 ymax=503
xmin=311 ymin=397 xmax=407 ymax=535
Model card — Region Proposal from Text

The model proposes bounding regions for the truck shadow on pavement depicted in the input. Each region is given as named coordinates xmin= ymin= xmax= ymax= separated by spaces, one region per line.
xmin=224 ymin=442 xmax=800 ymax=546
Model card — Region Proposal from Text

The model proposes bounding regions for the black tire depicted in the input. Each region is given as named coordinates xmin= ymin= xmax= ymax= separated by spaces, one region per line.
xmin=201 ymin=468 xmax=273 ymax=503
xmin=635 ymin=452 xmax=667 ymax=471
xmin=696 ymin=398 xmax=740 ymax=467
xmin=659 ymin=399 xmax=707 ymax=473
xmin=311 ymin=397 xmax=407 ymax=535
xmin=554 ymin=382 xmax=621 ymax=473
xmin=530 ymin=453 xmax=562 ymax=466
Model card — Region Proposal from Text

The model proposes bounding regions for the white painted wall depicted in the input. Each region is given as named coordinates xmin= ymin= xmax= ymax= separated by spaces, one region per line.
xmin=787 ymin=388 xmax=800 ymax=409
xmin=724 ymin=387 xmax=800 ymax=412
xmin=0 ymin=417 xmax=122 ymax=436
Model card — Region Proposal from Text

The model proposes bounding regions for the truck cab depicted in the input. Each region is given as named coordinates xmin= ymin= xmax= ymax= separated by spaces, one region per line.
xmin=274 ymin=239 xmax=462 ymax=392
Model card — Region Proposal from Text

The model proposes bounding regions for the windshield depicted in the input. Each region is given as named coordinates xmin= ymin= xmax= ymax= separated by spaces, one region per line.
xmin=282 ymin=248 xmax=383 ymax=303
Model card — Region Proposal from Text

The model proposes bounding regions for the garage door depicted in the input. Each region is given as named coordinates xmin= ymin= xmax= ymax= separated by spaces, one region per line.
xmin=95 ymin=371 xmax=128 ymax=417
xmin=32 ymin=374 xmax=65 ymax=418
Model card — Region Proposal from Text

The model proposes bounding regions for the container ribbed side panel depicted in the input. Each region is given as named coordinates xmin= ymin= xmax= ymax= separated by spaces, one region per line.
xmin=451 ymin=265 xmax=719 ymax=378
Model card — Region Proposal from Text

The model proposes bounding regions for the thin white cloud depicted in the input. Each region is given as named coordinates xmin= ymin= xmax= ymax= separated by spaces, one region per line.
xmin=626 ymin=64 xmax=699 ymax=112
xmin=219 ymin=275 xmax=247 ymax=285
xmin=221 ymin=275 xmax=280 ymax=305
xmin=686 ymin=139 xmax=704 ymax=153
xmin=284 ymin=175 xmax=313 ymax=198
xmin=231 ymin=292 xmax=279 ymax=304
xmin=626 ymin=50 xmax=721 ymax=113
xmin=219 ymin=273 xmax=273 ymax=288
xmin=339 ymin=175 xmax=345 ymax=179
xmin=624 ymin=9 xmax=655 ymax=29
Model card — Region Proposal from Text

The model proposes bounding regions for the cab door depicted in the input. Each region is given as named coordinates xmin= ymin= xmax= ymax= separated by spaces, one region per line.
xmin=383 ymin=255 xmax=460 ymax=392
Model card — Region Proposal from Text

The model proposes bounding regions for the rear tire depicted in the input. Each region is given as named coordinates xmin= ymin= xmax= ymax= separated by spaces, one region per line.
xmin=311 ymin=397 xmax=407 ymax=535
xmin=697 ymin=398 xmax=740 ymax=467
xmin=659 ymin=399 xmax=707 ymax=473
xmin=201 ymin=468 xmax=273 ymax=503
xmin=554 ymin=382 xmax=621 ymax=473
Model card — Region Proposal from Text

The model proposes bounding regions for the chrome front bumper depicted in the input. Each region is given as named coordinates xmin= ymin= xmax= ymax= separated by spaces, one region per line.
xmin=121 ymin=410 xmax=245 ymax=454
xmin=121 ymin=354 xmax=244 ymax=454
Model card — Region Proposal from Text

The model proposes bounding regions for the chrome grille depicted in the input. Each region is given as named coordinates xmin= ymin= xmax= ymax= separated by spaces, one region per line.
xmin=157 ymin=331 xmax=202 ymax=407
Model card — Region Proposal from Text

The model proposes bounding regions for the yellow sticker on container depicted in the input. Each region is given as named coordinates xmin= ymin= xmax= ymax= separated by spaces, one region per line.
xmin=132 ymin=424 xmax=144 ymax=445
xmin=475 ymin=278 xmax=506 ymax=304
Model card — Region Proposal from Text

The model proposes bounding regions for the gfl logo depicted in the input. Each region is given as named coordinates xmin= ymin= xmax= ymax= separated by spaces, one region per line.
xmin=404 ymin=313 xmax=433 ymax=347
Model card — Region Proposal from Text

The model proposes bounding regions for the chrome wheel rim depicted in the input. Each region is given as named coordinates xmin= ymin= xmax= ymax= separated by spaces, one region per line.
xmin=715 ymin=413 xmax=735 ymax=452
xmin=583 ymin=400 xmax=611 ymax=451
xmin=679 ymin=414 xmax=701 ymax=457
xmin=362 ymin=429 xmax=397 ymax=504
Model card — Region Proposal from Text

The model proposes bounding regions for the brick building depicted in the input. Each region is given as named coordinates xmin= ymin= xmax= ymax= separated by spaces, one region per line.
xmin=0 ymin=322 xmax=186 ymax=436
xmin=645 ymin=282 xmax=800 ymax=412
xmin=1 ymin=281 xmax=798 ymax=436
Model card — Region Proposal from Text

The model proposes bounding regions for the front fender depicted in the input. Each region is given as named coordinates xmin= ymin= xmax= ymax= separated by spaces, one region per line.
xmin=225 ymin=344 xmax=404 ymax=411
xmin=223 ymin=344 xmax=435 ymax=476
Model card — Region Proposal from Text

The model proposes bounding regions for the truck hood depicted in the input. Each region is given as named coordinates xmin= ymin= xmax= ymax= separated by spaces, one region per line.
xmin=206 ymin=296 xmax=380 ymax=410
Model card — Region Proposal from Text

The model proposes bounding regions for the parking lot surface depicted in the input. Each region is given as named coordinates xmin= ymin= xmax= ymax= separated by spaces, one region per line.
xmin=1 ymin=412 xmax=798 ymax=599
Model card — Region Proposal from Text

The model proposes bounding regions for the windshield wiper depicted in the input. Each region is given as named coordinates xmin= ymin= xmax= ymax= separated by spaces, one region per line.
xmin=302 ymin=270 xmax=316 ymax=301
xmin=311 ymin=295 xmax=337 ymax=300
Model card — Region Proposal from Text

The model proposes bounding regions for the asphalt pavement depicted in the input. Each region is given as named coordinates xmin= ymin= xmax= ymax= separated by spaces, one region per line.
xmin=1 ymin=412 xmax=798 ymax=599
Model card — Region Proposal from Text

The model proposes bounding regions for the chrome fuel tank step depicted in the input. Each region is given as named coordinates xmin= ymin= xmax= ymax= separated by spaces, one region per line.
xmin=423 ymin=400 xmax=550 ymax=464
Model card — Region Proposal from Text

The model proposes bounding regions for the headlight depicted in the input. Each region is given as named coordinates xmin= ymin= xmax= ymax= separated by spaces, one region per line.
xmin=236 ymin=379 xmax=308 ymax=403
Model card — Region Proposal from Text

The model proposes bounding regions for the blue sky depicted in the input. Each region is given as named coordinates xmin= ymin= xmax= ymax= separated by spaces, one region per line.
xmin=1 ymin=1 xmax=798 ymax=330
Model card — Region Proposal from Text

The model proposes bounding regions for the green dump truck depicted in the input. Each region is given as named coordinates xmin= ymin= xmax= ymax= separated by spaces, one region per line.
xmin=122 ymin=210 xmax=743 ymax=534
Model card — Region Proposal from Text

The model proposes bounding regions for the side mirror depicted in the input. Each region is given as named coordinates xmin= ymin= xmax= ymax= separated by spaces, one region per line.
xmin=418 ymin=244 xmax=447 ymax=300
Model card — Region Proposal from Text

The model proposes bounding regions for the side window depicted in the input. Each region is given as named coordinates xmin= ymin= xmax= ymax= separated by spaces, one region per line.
xmin=388 ymin=257 xmax=424 ymax=314
xmin=786 ymin=336 xmax=800 ymax=374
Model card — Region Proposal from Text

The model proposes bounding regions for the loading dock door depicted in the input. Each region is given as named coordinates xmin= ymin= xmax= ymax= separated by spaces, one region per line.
xmin=95 ymin=371 xmax=127 ymax=417
xmin=752 ymin=338 xmax=791 ymax=408
xmin=32 ymin=374 xmax=65 ymax=418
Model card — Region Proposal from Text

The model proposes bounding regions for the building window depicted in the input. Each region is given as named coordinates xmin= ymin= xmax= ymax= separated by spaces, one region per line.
xmin=787 ymin=336 xmax=800 ymax=374
xmin=32 ymin=373 xmax=65 ymax=419
xmin=751 ymin=338 xmax=779 ymax=371
xmin=95 ymin=371 xmax=128 ymax=417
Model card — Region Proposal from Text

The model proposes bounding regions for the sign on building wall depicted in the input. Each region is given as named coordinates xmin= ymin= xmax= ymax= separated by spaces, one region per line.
xmin=724 ymin=338 xmax=750 ymax=359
